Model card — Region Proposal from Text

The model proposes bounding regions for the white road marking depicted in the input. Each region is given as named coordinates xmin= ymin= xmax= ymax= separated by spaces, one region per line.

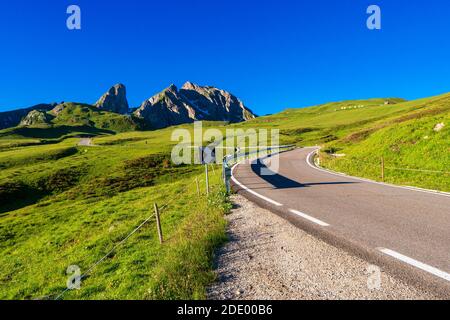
xmin=289 ymin=209 xmax=330 ymax=227
xmin=231 ymin=148 xmax=450 ymax=285
xmin=305 ymin=148 xmax=450 ymax=198
xmin=231 ymin=164 xmax=283 ymax=207
xmin=379 ymin=248 xmax=450 ymax=282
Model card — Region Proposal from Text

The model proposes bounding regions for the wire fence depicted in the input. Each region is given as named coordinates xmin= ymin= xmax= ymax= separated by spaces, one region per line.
xmin=323 ymin=152 xmax=449 ymax=174
xmin=55 ymin=212 xmax=156 ymax=300
xmin=384 ymin=166 xmax=450 ymax=174
xmin=320 ymin=151 xmax=450 ymax=190
xmin=47 ymin=166 xmax=223 ymax=301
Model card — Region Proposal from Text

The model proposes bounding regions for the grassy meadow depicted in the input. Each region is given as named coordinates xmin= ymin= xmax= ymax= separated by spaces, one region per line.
xmin=0 ymin=126 xmax=230 ymax=299
xmin=0 ymin=92 xmax=448 ymax=299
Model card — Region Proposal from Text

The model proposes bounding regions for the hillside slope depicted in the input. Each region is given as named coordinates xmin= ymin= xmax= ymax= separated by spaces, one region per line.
xmin=0 ymin=124 xmax=229 ymax=299
xmin=0 ymin=104 xmax=56 ymax=130
xmin=320 ymin=93 xmax=450 ymax=191
xmin=0 ymin=103 xmax=143 ymax=149
xmin=233 ymin=93 xmax=449 ymax=191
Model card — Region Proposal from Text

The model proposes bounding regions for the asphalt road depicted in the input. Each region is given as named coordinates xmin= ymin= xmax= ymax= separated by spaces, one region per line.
xmin=231 ymin=147 xmax=450 ymax=298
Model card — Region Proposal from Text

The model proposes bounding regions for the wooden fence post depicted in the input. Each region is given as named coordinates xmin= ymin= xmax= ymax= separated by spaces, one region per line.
xmin=195 ymin=177 xmax=200 ymax=196
xmin=205 ymin=164 xmax=210 ymax=196
xmin=381 ymin=156 xmax=385 ymax=182
xmin=154 ymin=203 xmax=163 ymax=244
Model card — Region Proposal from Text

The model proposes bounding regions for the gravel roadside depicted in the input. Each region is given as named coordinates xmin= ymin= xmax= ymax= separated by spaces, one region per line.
xmin=207 ymin=195 xmax=438 ymax=300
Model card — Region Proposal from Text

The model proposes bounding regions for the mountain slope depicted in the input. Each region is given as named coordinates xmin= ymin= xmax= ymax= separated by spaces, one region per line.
xmin=0 ymin=103 xmax=143 ymax=146
xmin=0 ymin=103 xmax=56 ymax=130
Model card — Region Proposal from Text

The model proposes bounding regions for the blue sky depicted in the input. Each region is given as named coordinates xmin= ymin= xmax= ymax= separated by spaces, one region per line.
xmin=0 ymin=0 xmax=449 ymax=115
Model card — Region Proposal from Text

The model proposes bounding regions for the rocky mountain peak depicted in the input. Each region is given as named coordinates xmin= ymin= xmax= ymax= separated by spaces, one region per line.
xmin=181 ymin=81 xmax=200 ymax=91
xmin=95 ymin=84 xmax=129 ymax=114
xmin=133 ymin=82 xmax=256 ymax=129
xmin=166 ymin=84 xmax=178 ymax=92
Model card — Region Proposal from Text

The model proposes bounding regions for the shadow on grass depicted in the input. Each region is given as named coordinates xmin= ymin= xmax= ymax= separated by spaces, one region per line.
xmin=0 ymin=125 xmax=115 ymax=140
xmin=0 ymin=186 xmax=46 ymax=215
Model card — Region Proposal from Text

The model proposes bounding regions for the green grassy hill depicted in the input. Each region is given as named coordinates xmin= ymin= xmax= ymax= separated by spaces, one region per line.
xmin=320 ymin=94 xmax=450 ymax=191
xmin=233 ymin=93 xmax=449 ymax=191
xmin=0 ymin=92 xmax=448 ymax=300
xmin=0 ymin=125 xmax=229 ymax=299
xmin=0 ymin=103 xmax=144 ymax=150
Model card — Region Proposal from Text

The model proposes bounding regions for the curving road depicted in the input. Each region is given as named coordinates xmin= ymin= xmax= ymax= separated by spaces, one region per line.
xmin=231 ymin=147 xmax=450 ymax=297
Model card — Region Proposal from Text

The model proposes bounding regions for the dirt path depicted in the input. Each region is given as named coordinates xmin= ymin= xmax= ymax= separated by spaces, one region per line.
xmin=78 ymin=138 xmax=94 ymax=146
xmin=207 ymin=195 xmax=438 ymax=300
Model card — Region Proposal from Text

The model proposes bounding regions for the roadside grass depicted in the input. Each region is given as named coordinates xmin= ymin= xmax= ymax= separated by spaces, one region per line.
xmin=229 ymin=93 xmax=450 ymax=191
xmin=0 ymin=151 xmax=227 ymax=299
xmin=320 ymin=94 xmax=450 ymax=192
xmin=0 ymin=126 xmax=229 ymax=299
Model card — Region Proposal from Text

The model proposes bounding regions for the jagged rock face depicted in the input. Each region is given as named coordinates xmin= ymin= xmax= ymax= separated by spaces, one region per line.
xmin=50 ymin=103 xmax=67 ymax=116
xmin=19 ymin=110 xmax=53 ymax=126
xmin=180 ymin=81 xmax=255 ymax=122
xmin=134 ymin=82 xmax=256 ymax=129
xmin=134 ymin=84 xmax=196 ymax=129
xmin=0 ymin=104 xmax=55 ymax=130
xmin=95 ymin=84 xmax=129 ymax=114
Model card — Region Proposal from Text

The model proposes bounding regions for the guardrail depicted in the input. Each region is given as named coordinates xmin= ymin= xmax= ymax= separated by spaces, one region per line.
xmin=222 ymin=145 xmax=296 ymax=192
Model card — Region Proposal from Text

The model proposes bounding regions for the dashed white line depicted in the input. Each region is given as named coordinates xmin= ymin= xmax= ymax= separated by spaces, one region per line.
xmin=289 ymin=209 xmax=330 ymax=227
xmin=231 ymin=155 xmax=330 ymax=225
xmin=379 ymin=248 xmax=450 ymax=282
xmin=231 ymin=164 xmax=283 ymax=207
xmin=231 ymin=148 xmax=450 ymax=285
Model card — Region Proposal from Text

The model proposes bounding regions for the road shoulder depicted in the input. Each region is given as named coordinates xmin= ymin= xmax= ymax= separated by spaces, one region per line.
xmin=207 ymin=195 xmax=437 ymax=300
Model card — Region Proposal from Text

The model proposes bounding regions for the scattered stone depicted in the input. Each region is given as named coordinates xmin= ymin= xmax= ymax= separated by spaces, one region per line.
xmin=433 ymin=123 xmax=445 ymax=132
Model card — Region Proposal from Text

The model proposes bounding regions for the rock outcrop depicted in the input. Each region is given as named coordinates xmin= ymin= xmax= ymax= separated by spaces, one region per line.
xmin=19 ymin=110 xmax=53 ymax=126
xmin=134 ymin=82 xmax=256 ymax=129
xmin=50 ymin=103 xmax=67 ymax=116
xmin=0 ymin=104 xmax=56 ymax=130
xmin=95 ymin=84 xmax=129 ymax=114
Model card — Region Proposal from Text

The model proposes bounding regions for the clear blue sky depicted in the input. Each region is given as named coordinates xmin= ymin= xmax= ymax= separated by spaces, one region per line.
xmin=0 ymin=0 xmax=449 ymax=115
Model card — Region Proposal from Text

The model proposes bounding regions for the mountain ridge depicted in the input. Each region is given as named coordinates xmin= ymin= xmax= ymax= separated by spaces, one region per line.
xmin=0 ymin=82 xmax=256 ymax=132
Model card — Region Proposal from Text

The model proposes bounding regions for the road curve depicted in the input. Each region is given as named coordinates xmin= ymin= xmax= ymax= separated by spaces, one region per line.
xmin=231 ymin=147 xmax=450 ymax=298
